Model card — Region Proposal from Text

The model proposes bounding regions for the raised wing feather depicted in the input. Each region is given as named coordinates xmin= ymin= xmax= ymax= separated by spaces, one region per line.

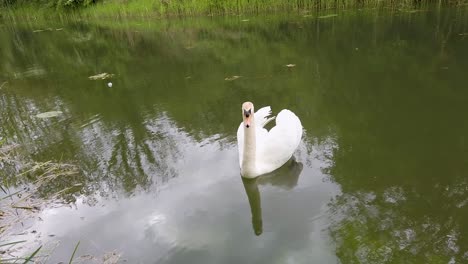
xmin=254 ymin=106 xmax=275 ymax=127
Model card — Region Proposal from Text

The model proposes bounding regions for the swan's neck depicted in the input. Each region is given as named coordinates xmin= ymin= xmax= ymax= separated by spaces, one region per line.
xmin=242 ymin=118 xmax=256 ymax=176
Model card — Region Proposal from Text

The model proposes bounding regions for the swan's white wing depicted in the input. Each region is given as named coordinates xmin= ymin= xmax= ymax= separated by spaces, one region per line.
xmin=254 ymin=106 xmax=275 ymax=127
xmin=256 ymin=109 xmax=302 ymax=175
xmin=237 ymin=106 xmax=274 ymax=167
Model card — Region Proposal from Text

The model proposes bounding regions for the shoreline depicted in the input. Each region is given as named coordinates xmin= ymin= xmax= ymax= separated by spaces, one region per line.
xmin=1 ymin=1 xmax=466 ymax=21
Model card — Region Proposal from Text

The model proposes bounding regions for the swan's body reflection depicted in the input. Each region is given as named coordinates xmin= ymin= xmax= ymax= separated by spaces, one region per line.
xmin=242 ymin=157 xmax=304 ymax=235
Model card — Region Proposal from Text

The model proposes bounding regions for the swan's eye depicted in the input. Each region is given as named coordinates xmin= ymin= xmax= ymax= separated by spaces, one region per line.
xmin=244 ymin=109 xmax=252 ymax=118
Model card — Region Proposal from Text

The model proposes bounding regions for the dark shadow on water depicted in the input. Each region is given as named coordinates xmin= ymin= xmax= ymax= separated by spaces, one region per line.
xmin=241 ymin=157 xmax=303 ymax=236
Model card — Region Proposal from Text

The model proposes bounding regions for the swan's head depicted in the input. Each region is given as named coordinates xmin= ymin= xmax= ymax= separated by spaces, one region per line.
xmin=242 ymin=102 xmax=254 ymax=128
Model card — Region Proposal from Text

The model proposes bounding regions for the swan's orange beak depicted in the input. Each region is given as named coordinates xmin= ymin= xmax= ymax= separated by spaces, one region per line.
xmin=244 ymin=118 xmax=251 ymax=128
xmin=244 ymin=109 xmax=252 ymax=128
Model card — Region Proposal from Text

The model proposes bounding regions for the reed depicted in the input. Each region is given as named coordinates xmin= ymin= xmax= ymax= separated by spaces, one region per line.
xmin=1 ymin=0 xmax=467 ymax=19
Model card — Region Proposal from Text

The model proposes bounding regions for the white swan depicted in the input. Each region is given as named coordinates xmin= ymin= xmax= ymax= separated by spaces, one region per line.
xmin=237 ymin=102 xmax=303 ymax=178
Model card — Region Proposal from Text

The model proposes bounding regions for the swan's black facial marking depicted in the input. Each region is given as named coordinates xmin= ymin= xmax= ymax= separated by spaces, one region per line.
xmin=244 ymin=109 xmax=252 ymax=118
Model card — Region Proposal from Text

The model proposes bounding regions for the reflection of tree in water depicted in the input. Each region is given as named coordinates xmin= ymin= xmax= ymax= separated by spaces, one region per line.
xmin=322 ymin=34 xmax=468 ymax=264
xmin=311 ymin=8 xmax=468 ymax=263
xmin=0 ymin=7 xmax=467 ymax=233
xmin=0 ymin=84 xmax=185 ymax=198
xmin=329 ymin=180 xmax=468 ymax=263
xmin=0 ymin=91 xmax=85 ymax=201
xmin=78 ymin=113 xmax=183 ymax=195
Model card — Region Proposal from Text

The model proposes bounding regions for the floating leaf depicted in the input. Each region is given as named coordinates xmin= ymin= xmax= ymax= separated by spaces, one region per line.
xmin=318 ymin=14 xmax=338 ymax=19
xmin=36 ymin=111 xmax=63 ymax=119
xmin=88 ymin=73 xmax=114 ymax=80
xmin=32 ymin=28 xmax=59 ymax=33
xmin=225 ymin=75 xmax=241 ymax=81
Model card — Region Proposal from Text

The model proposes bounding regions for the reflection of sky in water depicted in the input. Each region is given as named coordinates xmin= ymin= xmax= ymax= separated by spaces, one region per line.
xmin=12 ymin=113 xmax=340 ymax=263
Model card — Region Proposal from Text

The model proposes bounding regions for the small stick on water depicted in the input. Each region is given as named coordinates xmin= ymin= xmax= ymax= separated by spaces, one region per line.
xmin=0 ymin=240 xmax=27 ymax=247
xmin=0 ymin=81 xmax=7 ymax=89
xmin=11 ymin=206 xmax=36 ymax=210
xmin=69 ymin=241 xmax=80 ymax=264
xmin=0 ymin=190 xmax=21 ymax=201
xmin=0 ymin=185 xmax=7 ymax=194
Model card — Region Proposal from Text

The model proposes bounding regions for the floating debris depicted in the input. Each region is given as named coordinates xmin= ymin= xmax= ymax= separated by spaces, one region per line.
xmin=0 ymin=81 xmax=7 ymax=89
xmin=13 ymin=66 xmax=46 ymax=79
xmin=35 ymin=111 xmax=63 ymax=119
xmin=79 ymin=114 xmax=101 ymax=128
xmin=1 ymin=144 xmax=81 ymax=263
xmin=33 ymin=28 xmax=63 ymax=33
xmin=318 ymin=14 xmax=338 ymax=19
xmin=107 ymin=82 xmax=113 ymax=88
xmin=459 ymin=33 xmax=468 ymax=36
xmin=400 ymin=9 xmax=426 ymax=13
xmin=88 ymin=73 xmax=114 ymax=80
xmin=72 ymin=33 xmax=93 ymax=43
xmin=225 ymin=75 xmax=241 ymax=81
xmin=77 ymin=250 xmax=121 ymax=264
xmin=241 ymin=19 xmax=249 ymax=22
xmin=285 ymin=64 xmax=296 ymax=68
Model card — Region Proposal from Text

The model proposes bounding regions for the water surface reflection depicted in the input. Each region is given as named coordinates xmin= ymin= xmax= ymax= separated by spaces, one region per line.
xmin=242 ymin=158 xmax=303 ymax=236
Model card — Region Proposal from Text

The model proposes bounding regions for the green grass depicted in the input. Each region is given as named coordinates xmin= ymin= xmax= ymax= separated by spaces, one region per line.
xmin=22 ymin=245 xmax=42 ymax=264
xmin=68 ymin=241 xmax=80 ymax=264
xmin=1 ymin=0 xmax=467 ymax=20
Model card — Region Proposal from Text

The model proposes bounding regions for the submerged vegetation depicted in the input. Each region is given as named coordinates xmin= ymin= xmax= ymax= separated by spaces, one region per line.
xmin=0 ymin=143 xmax=121 ymax=263
xmin=1 ymin=0 xmax=468 ymax=18
xmin=0 ymin=142 xmax=80 ymax=263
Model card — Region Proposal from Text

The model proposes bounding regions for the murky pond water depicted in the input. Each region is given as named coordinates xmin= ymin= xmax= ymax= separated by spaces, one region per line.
xmin=1 ymin=7 xmax=468 ymax=263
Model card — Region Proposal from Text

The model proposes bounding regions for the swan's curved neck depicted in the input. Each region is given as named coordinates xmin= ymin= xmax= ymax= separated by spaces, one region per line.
xmin=242 ymin=118 xmax=256 ymax=176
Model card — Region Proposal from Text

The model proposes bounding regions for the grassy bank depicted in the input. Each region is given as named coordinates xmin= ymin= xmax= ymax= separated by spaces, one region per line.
xmin=1 ymin=0 xmax=468 ymax=19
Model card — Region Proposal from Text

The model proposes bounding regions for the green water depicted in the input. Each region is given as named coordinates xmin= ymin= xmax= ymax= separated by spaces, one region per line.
xmin=1 ymin=7 xmax=468 ymax=263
